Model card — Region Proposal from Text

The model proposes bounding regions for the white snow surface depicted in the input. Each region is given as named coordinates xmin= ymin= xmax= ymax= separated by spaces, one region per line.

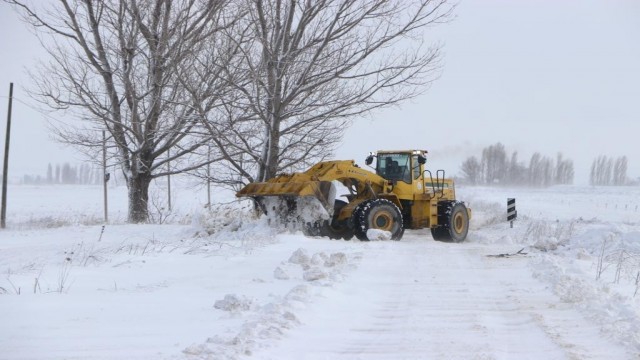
xmin=1 ymin=184 xmax=640 ymax=359
xmin=366 ymin=229 xmax=392 ymax=241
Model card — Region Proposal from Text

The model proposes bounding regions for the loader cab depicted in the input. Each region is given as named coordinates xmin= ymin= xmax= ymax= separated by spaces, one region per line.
xmin=372 ymin=153 xmax=410 ymax=183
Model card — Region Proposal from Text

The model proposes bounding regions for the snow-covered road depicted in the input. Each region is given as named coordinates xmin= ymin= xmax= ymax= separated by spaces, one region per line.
xmin=2 ymin=185 xmax=639 ymax=359
xmin=262 ymin=232 xmax=633 ymax=359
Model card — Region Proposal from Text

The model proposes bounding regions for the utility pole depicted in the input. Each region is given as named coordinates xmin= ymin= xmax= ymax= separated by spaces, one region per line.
xmin=102 ymin=130 xmax=108 ymax=223
xmin=167 ymin=148 xmax=171 ymax=211
xmin=207 ymin=145 xmax=211 ymax=207
xmin=1 ymin=83 xmax=14 ymax=229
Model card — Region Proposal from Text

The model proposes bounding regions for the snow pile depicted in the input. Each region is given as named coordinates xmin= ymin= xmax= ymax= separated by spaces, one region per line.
xmin=303 ymin=267 xmax=328 ymax=281
xmin=310 ymin=252 xmax=328 ymax=265
xmin=324 ymin=252 xmax=347 ymax=267
xmin=533 ymin=254 xmax=640 ymax=350
xmin=295 ymin=195 xmax=335 ymax=224
xmin=197 ymin=203 xmax=277 ymax=237
xmin=459 ymin=185 xmax=640 ymax=353
xmin=281 ymin=248 xmax=351 ymax=282
xmin=258 ymin=196 xmax=332 ymax=233
xmin=186 ymin=247 xmax=358 ymax=358
xmin=273 ymin=266 xmax=290 ymax=280
xmin=214 ymin=294 xmax=257 ymax=313
xmin=366 ymin=228 xmax=392 ymax=241
xmin=287 ymin=248 xmax=310 ymax=265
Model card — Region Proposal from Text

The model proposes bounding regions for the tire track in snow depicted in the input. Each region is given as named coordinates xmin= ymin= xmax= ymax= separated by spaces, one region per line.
xmin=261 ymin=233 xmax=634 ymax=359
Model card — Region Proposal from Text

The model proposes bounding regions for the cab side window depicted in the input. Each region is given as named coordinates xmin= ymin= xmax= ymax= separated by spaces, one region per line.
xmin=412 ymin=155 xmax=421 ymax=180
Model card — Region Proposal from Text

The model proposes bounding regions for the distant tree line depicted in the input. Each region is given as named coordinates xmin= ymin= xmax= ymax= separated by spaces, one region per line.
xmin=21 ymin=163 xmax=102 ymax=185
xmin=459 ymin=143 xmax=574 ymax=187
xmin=590 ymin=155 xmax=628 ymax=186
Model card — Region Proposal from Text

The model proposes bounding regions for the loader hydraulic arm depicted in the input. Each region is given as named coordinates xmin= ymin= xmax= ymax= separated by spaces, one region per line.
xmin=236 ymin=160 xmax=392 ymax=217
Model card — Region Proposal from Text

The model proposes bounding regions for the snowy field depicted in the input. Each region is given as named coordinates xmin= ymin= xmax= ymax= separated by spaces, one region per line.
xmin=1 ymin=182 xmax=640 ymax=359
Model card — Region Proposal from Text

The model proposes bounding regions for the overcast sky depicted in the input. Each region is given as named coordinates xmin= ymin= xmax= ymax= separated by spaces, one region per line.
xmin=1 ymin=0 xmax=639 ymax=185
xmin=336 ymin=0 xmax=640 ymax=184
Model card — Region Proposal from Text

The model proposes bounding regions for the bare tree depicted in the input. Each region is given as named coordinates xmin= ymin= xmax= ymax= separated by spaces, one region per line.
xmin=197 ymin=0 xmax=453 ymax=187
xmin=7 ymin=0 xmax=238 ymax=222
xmin=46 ymin=163 xmax=53 ymax=184
xmin=528 ymin=153 xmax=554 ymax=187
xmin=460 ymin=156 xmax=481 ymax=185
xmin=613 ymin=156 xmax=628 ymax=185
xmin=591 ymin=155 xmax=612 ymax=186
xmin=528 ymin=152 xmax=541 ymax=186
xmin=462 ymin=144 xmax=574 ymax=187
xmin=506 ymin=151 xmax=527 ymax=185
xmin=481 ymin=143 xmax=507 ymax=184
xmin=554 ymin=153 xmax=574 ymax=185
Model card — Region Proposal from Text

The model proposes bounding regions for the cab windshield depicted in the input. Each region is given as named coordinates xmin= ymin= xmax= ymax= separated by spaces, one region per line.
xmin=376 ymin=153 xmax=411 ymax=183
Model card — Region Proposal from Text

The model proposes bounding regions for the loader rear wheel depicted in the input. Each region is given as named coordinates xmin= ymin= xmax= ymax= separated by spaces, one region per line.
xmin=353 ymin=199 xmax=404 ymax=241
xmin=431 ymin=201 xmax=469 ymax=243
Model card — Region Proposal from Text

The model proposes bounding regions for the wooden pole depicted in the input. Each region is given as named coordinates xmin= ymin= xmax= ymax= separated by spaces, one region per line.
xmin=207 ymin=145 xmax=211 ymax=207
xmin=167 ymin=148 xmax=171 ymax=211
xmin=102 ymin=130 xmax=108 ymax=223
xmin=1 ymin=83 xmax=14 ymax=229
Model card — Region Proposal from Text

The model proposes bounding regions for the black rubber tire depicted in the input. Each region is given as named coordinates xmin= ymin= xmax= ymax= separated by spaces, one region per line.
xmin=303 ymin=200 xmax=354 ymax=240
xmin=352 ymin=201 xmax=369 ymax=241
xmin=353 ymin=199 xmax=404 ymax=241
xmin=431 ymin=201 xmax=469 ymax=243
xmin=430 ymin=226 xmax=450 ymax=241
xmin=319 ymin=200 xmax=354 ymax=240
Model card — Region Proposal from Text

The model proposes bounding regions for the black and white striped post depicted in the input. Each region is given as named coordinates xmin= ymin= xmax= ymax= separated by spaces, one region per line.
xmin=507 ymin=198 xmax=517 ymax=228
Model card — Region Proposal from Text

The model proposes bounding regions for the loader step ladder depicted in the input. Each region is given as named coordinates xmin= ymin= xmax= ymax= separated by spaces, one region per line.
xmin=424 ymin=169 xmax=446 ymax=198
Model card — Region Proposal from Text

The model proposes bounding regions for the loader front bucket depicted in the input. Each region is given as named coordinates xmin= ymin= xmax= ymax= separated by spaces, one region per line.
xmin=237 ymin=181 xmax=337 ymax=224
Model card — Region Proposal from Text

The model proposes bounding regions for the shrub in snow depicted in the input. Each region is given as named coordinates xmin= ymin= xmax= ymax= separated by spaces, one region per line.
xmin=366 ymin=229 xmax=392 ymax=241
xmin=524 ymin=220 xmax=576 ymax=248
xmin=554 ymin=276 xmax=600 ymax=304
xmin=533 ymin=237 xmax=559 ymax=252
xmin=274 ymin=266 xmax=290 ymax=280
xmin=214 ymin=294 xmax=255 ymax=312
xmin=303 ymin=267 xmax=328 ymax=281
xmin=576 ymin=248 xmax=592 ymax=260
xmin=324 ymin=252 xmax=347 ymax=267
xmin=288 ymin=248 xmax=310 ymax=265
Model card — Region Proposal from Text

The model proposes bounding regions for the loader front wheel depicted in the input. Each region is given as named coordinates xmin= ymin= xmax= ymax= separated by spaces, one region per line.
xmin=320 ymin=200 xmax=354 ymax=240
xmin=354 ymin=199 xmax=404 ymax=241
xmin=431 ymin=201 xmax=469 ymax=243
xmin=304 ymin=200 xmax=354 ymax=240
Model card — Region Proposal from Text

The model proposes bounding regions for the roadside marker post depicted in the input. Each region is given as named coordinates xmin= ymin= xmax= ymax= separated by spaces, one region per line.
xmin=507 ymin=198 xmax=517 ymax=228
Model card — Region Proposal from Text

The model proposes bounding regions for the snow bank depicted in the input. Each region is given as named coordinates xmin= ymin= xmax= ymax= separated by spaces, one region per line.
xmin=185 ymin=248 xmax=359 ymax=358
xmin=214 ymin=294 xmax=257 ymax=313
xmin=459 ymin=185 xmax=640 ymax=353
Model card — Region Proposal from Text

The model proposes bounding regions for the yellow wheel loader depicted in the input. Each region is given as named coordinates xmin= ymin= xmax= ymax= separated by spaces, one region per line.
xmin=236 ymin=150 xmax=471 ymax=242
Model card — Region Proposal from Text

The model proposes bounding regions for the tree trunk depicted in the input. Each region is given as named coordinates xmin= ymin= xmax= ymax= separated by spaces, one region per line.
xmin=263 ymin=126 xmax=280 ymax=181
xmin=127 ymin=173 xmax=152 ymax=223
